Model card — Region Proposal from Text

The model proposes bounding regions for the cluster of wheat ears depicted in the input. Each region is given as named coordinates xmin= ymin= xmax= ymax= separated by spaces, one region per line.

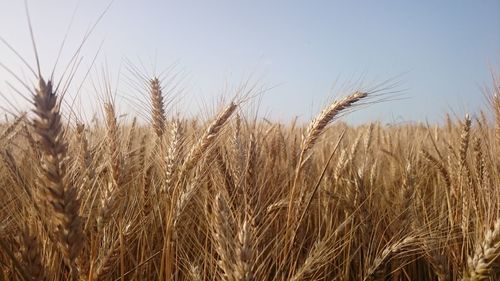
xmin=0 ymin=44 xmax=499 ymax=281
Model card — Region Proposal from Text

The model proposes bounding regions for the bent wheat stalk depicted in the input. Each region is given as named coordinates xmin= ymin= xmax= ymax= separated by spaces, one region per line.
xmin=287 ymin=92 xmax=368 ymax=228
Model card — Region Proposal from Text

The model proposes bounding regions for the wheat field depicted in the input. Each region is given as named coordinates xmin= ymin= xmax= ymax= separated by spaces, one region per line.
xmin=0 ymin=61 xmax=499 ymax=281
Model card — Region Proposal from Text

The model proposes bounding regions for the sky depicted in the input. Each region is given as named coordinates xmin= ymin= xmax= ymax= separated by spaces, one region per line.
xmin=0 ymin=0 xmax=499 ymax=124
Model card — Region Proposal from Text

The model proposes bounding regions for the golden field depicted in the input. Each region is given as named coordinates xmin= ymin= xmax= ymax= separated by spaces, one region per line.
xmin=0 ymin=71 xmax=498 ymax=281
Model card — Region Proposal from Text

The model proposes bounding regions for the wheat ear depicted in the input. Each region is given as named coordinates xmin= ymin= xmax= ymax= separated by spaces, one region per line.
xmin=19 ymin=225 xmax=47 ymax=281
xmin=150 ymin=77 xmax=167 ymax=139
xmin=459 ymin=115 xmax=472 ymax=235
xmin=0 ymin=112 xmax=26 ymax=142
xmin=234 ymin=219 xmax=254 ymax=281
xmin=301 ymin=91 xmax=367 ymax=158
xmin=98 ymin=102 xmax=122 ymax=228
xmin=182 ymin=102 xmax=237 ymax=173
xmin=463 ymin=219 xmax=500 ymax=281
xmin=164 ymin=120 xmax=182 ymax=194
xmin=213 ymin=192 xmax=237 ymax=281
xmin=288 ymin=92 xmax=368 ymax=226
xmin=32 ymin=77 xmax=84 ymax=278
xmin=491 ymin=88 xmax=500 ymax=147
xmin=364 ymin=236 xmax=418 ymax=281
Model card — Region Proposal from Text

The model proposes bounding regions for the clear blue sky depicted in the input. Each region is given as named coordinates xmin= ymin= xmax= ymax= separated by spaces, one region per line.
xmin=0 ymin=0 xmax=499 ymax=124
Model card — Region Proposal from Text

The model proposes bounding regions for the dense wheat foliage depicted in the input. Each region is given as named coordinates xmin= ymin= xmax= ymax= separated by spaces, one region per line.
xmin=0 ymin=70 xmax=499 ymax=281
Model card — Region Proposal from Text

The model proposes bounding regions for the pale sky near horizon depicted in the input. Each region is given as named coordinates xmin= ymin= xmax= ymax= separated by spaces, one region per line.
xmin=0 ymin=0 xmax=499 ymax=124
